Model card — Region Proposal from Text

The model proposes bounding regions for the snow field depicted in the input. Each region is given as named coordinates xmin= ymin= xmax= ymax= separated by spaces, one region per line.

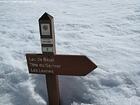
xmin=0 ymin=0 xmax=140 ymax=105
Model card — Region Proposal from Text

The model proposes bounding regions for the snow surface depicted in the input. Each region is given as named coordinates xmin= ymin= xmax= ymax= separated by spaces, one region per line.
xmin=0 ymin=0 xmax=140 ymax=105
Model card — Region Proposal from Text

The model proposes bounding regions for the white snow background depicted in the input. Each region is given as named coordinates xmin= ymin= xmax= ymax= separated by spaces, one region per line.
xmin=0 ymin=0 xmax=140 ymax=105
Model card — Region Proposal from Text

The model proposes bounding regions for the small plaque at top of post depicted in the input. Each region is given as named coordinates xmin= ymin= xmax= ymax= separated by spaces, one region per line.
xmin=39 ymin=12 xmax=55 ymax=54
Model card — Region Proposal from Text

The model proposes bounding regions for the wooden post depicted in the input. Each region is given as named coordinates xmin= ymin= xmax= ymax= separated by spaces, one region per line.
xmin=39 ymin=13 xmax=60 ymax=105
xmin=45 ymin=75 xmax=60 ymax=105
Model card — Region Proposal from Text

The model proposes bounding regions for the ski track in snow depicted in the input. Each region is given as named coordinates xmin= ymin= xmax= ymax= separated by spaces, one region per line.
xmin=0 ymin=0 xmax=140 ymax=105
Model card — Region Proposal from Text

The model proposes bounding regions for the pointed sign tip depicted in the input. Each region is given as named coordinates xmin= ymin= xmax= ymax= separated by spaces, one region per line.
xmin=39 ymin=12 xmax=53 ymax=21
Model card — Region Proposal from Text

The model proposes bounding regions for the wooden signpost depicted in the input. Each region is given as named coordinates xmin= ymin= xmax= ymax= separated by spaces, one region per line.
xmin=26 ymin=13 xmax=97 ymax=105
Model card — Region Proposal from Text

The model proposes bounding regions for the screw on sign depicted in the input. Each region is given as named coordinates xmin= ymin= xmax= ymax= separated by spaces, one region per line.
xmin=26 ymin=12 xmax=97 ymax=105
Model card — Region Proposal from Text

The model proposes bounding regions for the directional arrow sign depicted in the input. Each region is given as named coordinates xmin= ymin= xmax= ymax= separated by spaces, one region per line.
xmin=26 ymin=54 xmax=97 ymax=76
